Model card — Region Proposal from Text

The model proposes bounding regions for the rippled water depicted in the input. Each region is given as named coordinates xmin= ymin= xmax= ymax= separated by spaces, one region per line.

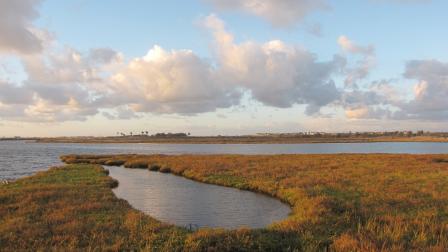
xmin=107 ymin=166 xmax=290 ymax=229
xmin=2 ymin=140 xmax=448 ymax=180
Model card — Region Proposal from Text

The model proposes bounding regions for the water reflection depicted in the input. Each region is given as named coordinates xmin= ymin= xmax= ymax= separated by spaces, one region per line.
xmin=107 ymin=166 xmax=291 ymax=229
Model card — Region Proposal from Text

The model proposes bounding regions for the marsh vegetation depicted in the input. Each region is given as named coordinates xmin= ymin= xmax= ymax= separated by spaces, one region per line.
xmin=62 ymin=153 xmax=448 ymax=251
xmin=0 ymin=164 xmax=300 ymax=251
xmin=2 ymin=154 xmax=448 ymax=251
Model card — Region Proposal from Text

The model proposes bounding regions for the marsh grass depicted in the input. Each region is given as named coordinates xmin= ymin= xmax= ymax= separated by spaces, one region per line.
xmin=0 ymin=163 xmax=301 ymax=251
xmin=433 ymin=158 xmax=448 ymax=163
xmin=0 ymin=164 xmax=188 ymax=251
xmin=148 ymin=164 xmax=161 ymax=171
xmin=58 ymin=153 xmax=448 ymax=251
xmin=159 ymin=166 xmax=172 ymax=173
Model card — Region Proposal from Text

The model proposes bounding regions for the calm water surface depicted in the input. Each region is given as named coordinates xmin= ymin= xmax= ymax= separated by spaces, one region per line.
xmin=2 ymin=140 xmax=448 ymax=180
xmin=2 ymin=140 xmax=448 ymax=229
xmin=107 ymin=166 xmax=290 ymax=229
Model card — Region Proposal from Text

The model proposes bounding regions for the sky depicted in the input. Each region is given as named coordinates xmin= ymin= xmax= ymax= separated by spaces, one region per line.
xmin=0 ymin=0 xmax=448 ymax=137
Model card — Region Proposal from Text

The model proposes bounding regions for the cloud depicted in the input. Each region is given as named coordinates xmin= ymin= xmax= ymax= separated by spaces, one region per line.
xmin=203 ymin=0 xmax=328 ymax=27
xmin=1 ymin=14 xmax=346 ymax=121
xmin=338 ymin=36 xmax=374 ymax=56
xmin=1 ymin=2 xmax=445 ymax=126
xmin=88 ymin=48 xmax=123 ymax=65
xmin=0 ymin=81 xmax=34 ymax=104
xmin=102 ymin=106 xmax=140 ymax=120
xmin=203 ymin=0 xmax=429 ymax=28
xmin=85 ymin=15 xmax=345 ymax=117
xmin=341 ymin=60 xmax=448 ymax=121
xmin=0 ymin=103 xmax=28 ymax=119
xmin=22 ymin=98 xmax=99 ymax=122
xmin=396 ymin=60 xmax=448 ymax=120
xmin=0 ymin=45 xmax=123 ymax=122
xmin=204 ymin=14 xmax=344 ymax=114
xmin=22 ymin=46 xmax=121 ymax=104
xmin=340 ymin=82 xmax=392 ymax=120
xmin=338 ymin=35 xmax=376 ymax=87
xmin=345 ymin=106 xmax=391 ymax=120
xmin=0 ymin=0 xmax=44 ymax=54
xmin=107 ymin=45 xmax=242 ymax=115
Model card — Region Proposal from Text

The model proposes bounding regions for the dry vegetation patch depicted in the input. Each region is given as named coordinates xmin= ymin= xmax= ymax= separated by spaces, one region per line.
xmin=0 ymin=164 xmax=188 ymax=251
xmin=2 ymin=154 xmax=448 ymax=251
xmin=0 ymin=163 xmax=300 ymax=251
xmin=58 ymin=153 xmax=448 ymax=251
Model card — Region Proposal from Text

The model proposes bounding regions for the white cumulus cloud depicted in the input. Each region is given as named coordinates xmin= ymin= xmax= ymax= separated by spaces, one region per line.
xmin=0 ymin=0 xmax=44 ymax=54
xmin=396 ymin=60 xmax=448 ymax=120
xmin=107 ymin=45 xmax=242 ymax=115
xmin=0 ymin=45 xmax=122 ymax=122
xmin=338 ymin=35 xmax=376 ymax=87
xmin=205 ymin=14 xmax=344 ymax=114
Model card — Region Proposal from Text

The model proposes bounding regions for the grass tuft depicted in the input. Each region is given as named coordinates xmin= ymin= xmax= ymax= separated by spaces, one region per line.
xmin=159 ymin=166 xmax=172 ymax=173
xmin=148 ymin=164 xmax=161 ymax=171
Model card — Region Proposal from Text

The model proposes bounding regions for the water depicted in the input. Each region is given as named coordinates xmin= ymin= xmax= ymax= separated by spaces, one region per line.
xmin=2 ymin=140 xmax=448 ymax=180
xmin=107 ymin=166 xmax=290 ymax=229
xmin=2 ymin=140 xmax=448 ymax=229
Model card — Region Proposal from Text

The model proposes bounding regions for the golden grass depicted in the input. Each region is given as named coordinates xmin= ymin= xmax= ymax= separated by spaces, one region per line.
xmin=58 ymin=153 xmax=448 ymax=251
xmin=0 ymin=163 xmax=300 ymax=251
xmin=0 ymin=164 xmax=189 ymax=251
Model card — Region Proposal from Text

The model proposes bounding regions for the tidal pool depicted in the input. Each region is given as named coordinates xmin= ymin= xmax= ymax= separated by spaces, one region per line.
xmin=106 ymin=166 xmax=291 ymax=229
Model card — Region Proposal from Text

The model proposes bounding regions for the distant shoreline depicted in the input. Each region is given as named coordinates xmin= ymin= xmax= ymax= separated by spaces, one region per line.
xmin=0 ymin=138 xmax=38 ymax=141
xmin=33 ymin=135 xmax=448 ymax=144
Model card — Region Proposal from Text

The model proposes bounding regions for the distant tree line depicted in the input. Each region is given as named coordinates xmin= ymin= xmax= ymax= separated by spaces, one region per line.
xmin=256 ymin=131 xmax=448 ymax=138
xmin=115 ymin=132 xmax=190 ymax=138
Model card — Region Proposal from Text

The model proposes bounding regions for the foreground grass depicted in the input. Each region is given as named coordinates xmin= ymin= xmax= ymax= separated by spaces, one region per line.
xmin=0 ymin=165 xmax=188 ymax=251
xmin=2 ymin=155 xmax=448 ymax=251
xmin=59 ymin=154 xmax=448 ymax=251
xmin=0 ymin=164 xmax=300 ymax=251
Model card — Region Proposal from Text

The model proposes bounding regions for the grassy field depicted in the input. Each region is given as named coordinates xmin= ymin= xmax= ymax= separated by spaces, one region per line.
xmin=0 ymin=164 xmax=296 ymax=251
xmin=2 ymin=154 xmax=448 ymax=251
xmin=35 ymin=135 xmax=448 ymax=144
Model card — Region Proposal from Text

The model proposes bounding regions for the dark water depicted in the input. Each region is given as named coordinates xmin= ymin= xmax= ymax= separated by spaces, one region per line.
xmin=2 ymin=140 xmax=448 ymax=180
xmin=107 ymin=166 xmax=290 ymax=229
